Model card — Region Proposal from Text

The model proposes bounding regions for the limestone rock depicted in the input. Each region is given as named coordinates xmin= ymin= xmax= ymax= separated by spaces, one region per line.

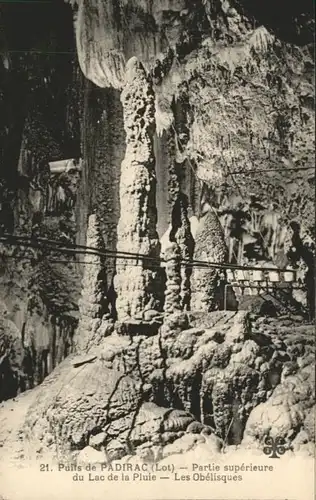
xmin=143 ymin=310 xmax=163 ymax=322
xmin=23 ymin=358 xmax=143 ymax=456
xmin=163 ymin=243 xmax=182 ymax=315
xmin=128 ymin=402 xmax=173 ymax=446
xmin=160 ymin=311 xmax=189 ymax=337
xmin=98 ymin=311 xmax=287 ymax=444
xmin=89 ymin=432 xmax=107 ymax=450
xmin=162 ymin=433 xmax=205 ymax=458
xmin=0 ymin=309 xmax=27 ymax=401
xmin=106 ymin=439 xmax=129 ymax=461
xmin=291 ymin=429 xmax=310 ymax=453
xmin=77 ymin=446 xmax=106 ymax=465
xmin=200 ymin=431 xmax=223 ymax=453
xmin=73 ymin=1 xmax=207 ymax=89
xmin=73 ymin=214 xmax=109 ymax=353
xmin=303 ymin=405 xmax=315 ymax=442
xmin=105 ymin=402 xmax=197 ymax=452
xmin=186 ymin=421 xmax=205 ymax=434
xmin=162 ymin=312 xmax=279 ymax=441
xmin=5 ymin=311 xmax=312 ymax=462
xmin=190 ymin=210 xmax=228 ymax=312
xmin=169 ymin=193 xmax=195 ymax=310
xmin=243 ymin=400 xmax=303 ymax=444
xmin=243 ymin=367 xmax=315 ymax=445
xmin=114 ymin=58 xmax=161 ymax=320
xmin=135 ymin=442 xmax=157 ymax=462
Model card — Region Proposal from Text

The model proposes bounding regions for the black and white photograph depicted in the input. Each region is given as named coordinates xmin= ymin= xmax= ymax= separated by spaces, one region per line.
xmin=0 ymin=1 xmax=314 ymax=499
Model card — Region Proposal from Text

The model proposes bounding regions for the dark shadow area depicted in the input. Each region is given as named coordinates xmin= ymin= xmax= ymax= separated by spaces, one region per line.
xmin=233 ymin=0 xmax=314 ymax=46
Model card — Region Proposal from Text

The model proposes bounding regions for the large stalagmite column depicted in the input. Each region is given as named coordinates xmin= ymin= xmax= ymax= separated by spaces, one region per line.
xmin=190 ymin=209 xmax=228 ymax=312
xmin=114 ymin=57 xmax=161 ymax=320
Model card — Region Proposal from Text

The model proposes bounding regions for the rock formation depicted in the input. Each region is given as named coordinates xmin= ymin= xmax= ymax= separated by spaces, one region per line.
xmin=190 ymin=208 xmax=228 ymax=311
xmin=170 ymin=193 xmax=195 ymax=310
xmin=0 ymin=301 xmax=28 ymax=400
xmin=242 ymin=315 xmax=315 ymax=449
xmin=0 ymin=0 xmax=82 ymax=393
xmin=78 ymin=83 xmax=125 ymax=286
xmin=73 ymin=214 xmax=112 ymax=353
xmin=23 ymin=356 xmax=144 ymax=457
xmin=72 ymin=0 xmax=209 ymax=89
xmin=163 ymin=243 xmax=182 ymax=315
xmin=0 ymin=0 xmax=314 ymax=387
xmin=0 ymin=0 xmax=315 ymax=481
xmin=114 ymin=57 xmax=161 ymax=320
xmin=11 ymin=310 xmax=313 ymax=464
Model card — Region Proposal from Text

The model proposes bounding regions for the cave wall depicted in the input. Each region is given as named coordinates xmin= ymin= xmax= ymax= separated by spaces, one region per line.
xmin=0 ymin=0 xmax=314 ymax=398
xmin=72 ymin=0 xmax=209 ymax=89
xmin=77 ymin=81 xmax=125 ymax=285
xmin=154 ymin=132 xmax=170 ymax=238
xmin=0 ymin=0 xmax=84 ymax=394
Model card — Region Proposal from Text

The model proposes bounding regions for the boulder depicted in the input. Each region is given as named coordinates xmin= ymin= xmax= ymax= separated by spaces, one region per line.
xmin=77 ymin=446 xmax=106 ymax=465
xmin=23 ymin=357 xmax=143 ymax=456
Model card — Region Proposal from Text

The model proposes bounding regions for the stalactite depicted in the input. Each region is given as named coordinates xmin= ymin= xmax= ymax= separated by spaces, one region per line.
xmin=114 ymin=57 xmax=161 ymax=320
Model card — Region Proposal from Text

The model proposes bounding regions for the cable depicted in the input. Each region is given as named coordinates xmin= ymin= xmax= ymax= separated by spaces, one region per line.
xmin=0 ymin=234 xmax=161 ymax=262
xmin=1 ymin=253 xmax=304 ymax=289
xmin=0 ymin=234 xmax=293 ymax=272
xmin=0 ymin=234 xmax=161 ymax=264
xmin=0 ymin=254 xmax=165 ymax=270
xmin=0 ymin=236 xmax=301 ymax=273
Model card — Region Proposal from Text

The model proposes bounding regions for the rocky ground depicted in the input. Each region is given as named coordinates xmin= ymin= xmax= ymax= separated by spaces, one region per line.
xmin=0 ymin=311 xmax=314 ymax=472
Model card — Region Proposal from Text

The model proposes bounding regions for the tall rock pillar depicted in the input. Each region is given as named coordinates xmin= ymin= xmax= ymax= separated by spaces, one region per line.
xmin=163 ymin=242 xmax=182 ymax=315
xmin=190 ymin=210 xmax=228 ymax=312
xmin=170 ymin=193 xmax=194 ymax=311
xmin=73 ymin=213 xmax=109 ymax=353
xmin=114 ymin=57 xmax=161 ymax=320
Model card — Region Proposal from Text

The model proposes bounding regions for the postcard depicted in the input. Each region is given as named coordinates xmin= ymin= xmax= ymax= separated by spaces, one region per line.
xmin=0 ymin=1 xmax=314 ymax=500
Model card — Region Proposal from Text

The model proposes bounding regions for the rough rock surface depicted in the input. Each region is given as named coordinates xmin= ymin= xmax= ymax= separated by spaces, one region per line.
xmin=70 ymin=0 xmax=314 ymax=241
xmin=101 ymin=311 xmax=298 ymax=443
xmin=170 ymin=193 xmax=195 ymax=311
xmin=163 ymin=243 xmax=182 ymax=315
xmin=23 ymin=356 xmax=144 ymax=457
xmin=1 ymin=0 xmax=314 ymax=400
xmin=0 ymin=2 xmax=82 ymax=389
xmin=242 ymin=316 xmax=315 ymax=447
xmin=0 ymin=311 xmax=314 ymax=465
xmin=20 ymin=353 xmax=213 ymax=462
xmin=72 ymin=214 xmax=113 ymax=353
xmin=72 ymin=0 xmax=208 ymax=89
xmin=243 ymin=363 xmax=314 ymax=444
xmin=114 ymin=57 xmax=161 ymax=320
xmin=190 ymin=209 xmax=228 ymax=311
xmin=78 ymin=84 xmax=125 ymax=285
xmin=0 ymin=303 xmax=28 ymax=401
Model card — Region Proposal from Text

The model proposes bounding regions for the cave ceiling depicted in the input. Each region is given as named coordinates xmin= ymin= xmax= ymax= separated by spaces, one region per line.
xmin=0 ymin=1 xmax=314 ymax=229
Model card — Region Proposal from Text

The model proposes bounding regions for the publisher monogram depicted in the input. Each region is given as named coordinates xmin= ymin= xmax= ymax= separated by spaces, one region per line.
xmin=263 ymin=436 xmax=286 ymax=458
